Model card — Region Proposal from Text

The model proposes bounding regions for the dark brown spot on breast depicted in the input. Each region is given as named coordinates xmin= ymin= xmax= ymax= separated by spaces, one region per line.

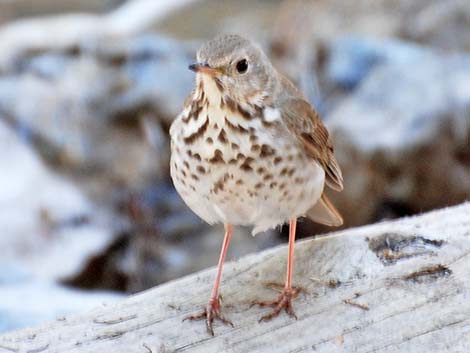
xmin=249 ymin=134 xmax=258 ymax=142
xmin=224 ymin=96 xmax=237 ymax=113
xmin=225 ymin=117 xmax=249 ymax=134
xmin=183 ymin=99 xmax=203 ymax=123
xmin=263 ymin=174 xmax=273 ymax=181
xmin=269 ymin=182 xmax=278 ymax=189
xmin=257 ymin=167 xmax=265 ymax=174
xmin=191 ymin=174 xmax=199 ymax=181
xmin=240 ymin=157 xmax=254 ymax=172
xmin=253 ymin=105 xmax=263 ymax=117
xmin=236 ymin=153 xmax=246 ymax=160
xmin=287 ymin=154 xmax=294 ymax=162
xmin=280 ymin=167 xmax=289 ymax=176
xmin=231 ymin=143 xmax=239 ymax=150
xmin=196 ymin=166 xmax=206 ymax=174
xmin=262 ymin=120 xmax=275 ymax=128
xmin=294 ymin=177 xmax=303 ymax=184
xmin=251 ymin=144 xmax=261 ymax=152
xmin=183 ymin=161 xmax=190 ymax=169
xmin=214 ymin=78 xmax=224 ymax=93
xmin=186 ymin=150 xmax=201 ymax=161
xmin=279 ymin=182 xmax=286 ymax=190
xmin=260 ymin=144 xmax=276 ymax=158
xmin=255 ymin=182 xmax=263 ymax=189
xmin=287 ymin=168 xmax=295 ymax=177
xmin=208 ymin=149 xmax=224 ymax=164
xmin=236 ymin=179 xmax=243 ymax=185
xmin=273 ymin=156 xmax=282 ymax=165
xmin=237 ymin=104 xmax=252 ymax=120
xmin=213 ymin=179 xmax=225 ymax=193
xmin=218 ymin=129 xmax=228 ymax=144
xmin=187 ymin=150 xmax=201 ymax=161
xmin=206 ymin=137 xmax=213 ymax=144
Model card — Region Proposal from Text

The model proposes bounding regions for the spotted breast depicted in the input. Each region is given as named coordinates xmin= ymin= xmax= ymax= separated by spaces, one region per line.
xmin=170 ymin=74 xmax=325 ymax=235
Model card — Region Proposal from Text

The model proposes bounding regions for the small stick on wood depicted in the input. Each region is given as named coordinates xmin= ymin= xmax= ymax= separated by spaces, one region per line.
xmin=343 ymin=299 xmax=370 ymax=311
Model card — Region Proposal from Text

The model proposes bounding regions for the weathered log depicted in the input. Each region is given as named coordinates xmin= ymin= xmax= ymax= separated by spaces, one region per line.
xmin=1 ymin=202 xmax=469 ymax=353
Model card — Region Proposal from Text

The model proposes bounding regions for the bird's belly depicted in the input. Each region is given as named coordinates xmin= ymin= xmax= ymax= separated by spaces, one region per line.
xmin=170 ymin=118 xmax=325 ymax=234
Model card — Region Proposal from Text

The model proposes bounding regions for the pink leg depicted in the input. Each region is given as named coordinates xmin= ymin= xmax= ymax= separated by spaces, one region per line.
xmin=210 ymin=224 xmax=232 ymax=300
xmin=253 ymin=218 xmax=302 ymax=322
xmin=184 ymin=224 xmax=234 ymax=335
xmin=286 ymin=218 xmax=296 ymax=289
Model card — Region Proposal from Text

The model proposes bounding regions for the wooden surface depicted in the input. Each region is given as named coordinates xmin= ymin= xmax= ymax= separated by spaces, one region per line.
xmin=1 ymin=203 xmax=469 ymax=353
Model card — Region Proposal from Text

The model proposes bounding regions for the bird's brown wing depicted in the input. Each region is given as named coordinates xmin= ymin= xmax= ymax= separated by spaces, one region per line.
xmin=280 ymin=98 xmax=344 ymax=192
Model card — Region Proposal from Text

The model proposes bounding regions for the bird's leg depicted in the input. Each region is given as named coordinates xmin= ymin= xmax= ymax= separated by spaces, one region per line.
xmin=184 ymin=224 xmax=234 ymax=335
xmin=252 ymin=218 xmax=302 ymax=322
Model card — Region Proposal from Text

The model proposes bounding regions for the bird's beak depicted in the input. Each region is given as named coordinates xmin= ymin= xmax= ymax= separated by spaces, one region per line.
xmin=188 ymin=62 xmax=219 ymax=76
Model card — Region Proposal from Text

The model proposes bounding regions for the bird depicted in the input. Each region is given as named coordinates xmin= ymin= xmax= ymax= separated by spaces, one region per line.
xmin=169 ymin=34 xmax=343 ymax=335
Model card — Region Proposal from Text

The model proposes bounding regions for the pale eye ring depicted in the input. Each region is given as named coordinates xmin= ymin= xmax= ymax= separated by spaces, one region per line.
xmin=236 ymin=59 xmax=248 ymax=74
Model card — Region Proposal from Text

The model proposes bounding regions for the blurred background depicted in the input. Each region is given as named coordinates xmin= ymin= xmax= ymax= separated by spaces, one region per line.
xmin=0 ymin=0 xmax=469 ymax=333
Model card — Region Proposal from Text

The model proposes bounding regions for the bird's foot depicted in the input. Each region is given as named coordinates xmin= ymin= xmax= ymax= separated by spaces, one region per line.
xmin=252 ymin=286 xmax=302 ymax=322
xmin=183 ymin=296 xmax=233 ymax=336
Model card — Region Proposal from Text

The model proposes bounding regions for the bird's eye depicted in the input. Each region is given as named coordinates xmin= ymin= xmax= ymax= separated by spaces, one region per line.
xmin=236 ymin=59 xmax=248 ymax=74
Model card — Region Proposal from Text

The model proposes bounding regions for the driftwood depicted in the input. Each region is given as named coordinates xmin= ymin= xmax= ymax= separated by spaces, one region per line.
xmin=0 ymin=202 xmax=469 ymax=353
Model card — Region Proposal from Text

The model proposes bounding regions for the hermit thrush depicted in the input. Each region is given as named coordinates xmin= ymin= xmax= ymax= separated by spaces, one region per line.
xmin=170 ymin=34 xmax=343 ymax=335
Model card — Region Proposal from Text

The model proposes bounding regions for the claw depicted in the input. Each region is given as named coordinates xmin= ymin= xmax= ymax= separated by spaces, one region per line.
xmin=183 ymin=297 xmax=233 ymax=336
xmin=252 ymin=286 xmax=302 ymax=322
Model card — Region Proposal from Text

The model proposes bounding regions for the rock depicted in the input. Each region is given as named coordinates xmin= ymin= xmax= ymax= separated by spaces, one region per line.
xmin=96 ymin=34 xmax=195 ymax=126
xmin=326 ymin=36 xmax=429 ymax=90
xmin=325 ymin=38 xmax=470 ymax=226
xmin=0 ymin=121 xmax=125 ymax=332
xmin=402 ymin=0 xmax=470 ymax=52
xmin=0 ymin=34 xmax=194 ymax=196
xmin=0 ymin=121 xmax=116 ymax=281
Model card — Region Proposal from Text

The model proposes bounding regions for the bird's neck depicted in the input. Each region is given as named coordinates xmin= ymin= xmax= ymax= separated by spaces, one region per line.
xmin=196 ymin=74 xmax=269 ymax=121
